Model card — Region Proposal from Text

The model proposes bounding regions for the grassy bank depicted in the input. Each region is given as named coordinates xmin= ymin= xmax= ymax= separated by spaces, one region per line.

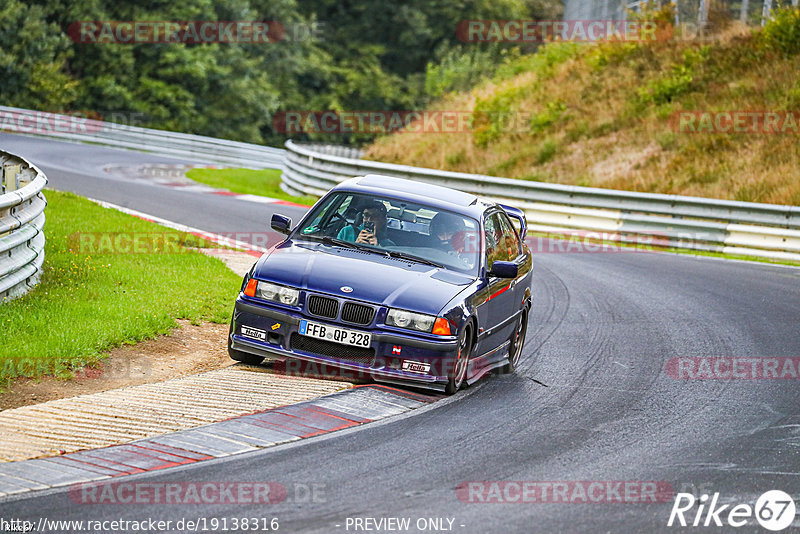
xmin=0 ymin=190 xmax=242 ymax=383
xmin=365 ymin=8 xmax=800 ymax=206
xmin=186 ymin=168 xmax=318 ymax=205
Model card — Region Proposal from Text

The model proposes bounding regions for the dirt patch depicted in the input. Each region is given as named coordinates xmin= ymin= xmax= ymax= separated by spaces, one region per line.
xmin=0 ymin=320 xmax=234 ymax=411
xmin=590 ymin=141 xmax=662 ymax=186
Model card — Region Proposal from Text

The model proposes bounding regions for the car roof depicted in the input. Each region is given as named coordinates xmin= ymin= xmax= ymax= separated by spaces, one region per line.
xmin=333 ymin=174 xmax=492 ymax=216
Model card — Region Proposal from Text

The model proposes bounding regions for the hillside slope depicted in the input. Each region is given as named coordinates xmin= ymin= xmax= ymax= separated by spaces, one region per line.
xmin=364 ymin=9 xmax=800 ymax=205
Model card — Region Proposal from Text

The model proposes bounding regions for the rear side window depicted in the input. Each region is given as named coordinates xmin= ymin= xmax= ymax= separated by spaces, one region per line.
xmin=484 ymin=213 xmax=509 ymax=270
xmin=497 ymin=212 xmax=521 ymax=259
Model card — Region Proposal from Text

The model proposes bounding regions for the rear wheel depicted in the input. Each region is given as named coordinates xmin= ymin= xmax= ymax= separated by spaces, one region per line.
xmin=501 ymin=309 xmax=528 ymax=374
xmin=228 ymin=317 xmax=264 ymax=365
xmin=445 ymin=326 xmax=472 ymax=395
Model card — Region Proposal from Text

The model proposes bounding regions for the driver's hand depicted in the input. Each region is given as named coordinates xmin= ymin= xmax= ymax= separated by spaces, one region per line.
xmin=356 ymin=230 xmax=377 ymax=245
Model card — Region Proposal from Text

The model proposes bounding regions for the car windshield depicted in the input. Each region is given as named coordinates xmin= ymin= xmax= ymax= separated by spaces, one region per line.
xmin=293 ymin=192 xmax=480 ymax=275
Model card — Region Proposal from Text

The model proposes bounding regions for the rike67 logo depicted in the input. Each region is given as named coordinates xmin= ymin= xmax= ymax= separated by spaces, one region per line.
xmin=668 ymin=490 xmax=796 ymax=531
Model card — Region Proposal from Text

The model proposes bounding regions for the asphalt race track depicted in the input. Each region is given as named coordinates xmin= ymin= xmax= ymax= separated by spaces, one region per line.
xmin=0 ymin=133 xmax=308 ymax=244
xmin=2 ymin=133 xmax=799 ymax=533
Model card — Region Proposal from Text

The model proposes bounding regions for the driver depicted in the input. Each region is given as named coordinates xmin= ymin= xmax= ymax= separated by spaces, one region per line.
xmin=428 ymin=212 xmax=476 ymax=269
xmin=337 ymin=201 xmax=395 ymax=246
xmin=429 ymin=212 xmax=464 ymax=250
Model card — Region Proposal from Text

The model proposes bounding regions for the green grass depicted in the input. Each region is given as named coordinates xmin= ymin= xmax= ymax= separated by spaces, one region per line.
xmin=0 ymin=190 xmax=243 ymax=383
xmin=186 ymin=168 xmax=318 ymax=205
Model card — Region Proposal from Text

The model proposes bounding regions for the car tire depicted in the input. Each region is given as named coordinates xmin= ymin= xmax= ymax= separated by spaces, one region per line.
xmin=445 ymin=326 xmax=472 ymax=395
xmin=229 ymin=346 xmax=264 ymax=366
xmin=227 ymin=317 xmax=264 ymax=366
xmin=501 ymin=309 xmax=528 ymax=374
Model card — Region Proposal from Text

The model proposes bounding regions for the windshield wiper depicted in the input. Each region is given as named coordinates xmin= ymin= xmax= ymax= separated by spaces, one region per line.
xmin=304 ymin=235 xmax=384 ymax=255
xmin=386 ymin=250 xmax=443 ymax=268
xmin=300 ymin=235 xmax=441 ymax=266
xmin=298 ymin=234 xmax=359 ymax=249
xmin=319 ymin=235 xmax=362 ymax=249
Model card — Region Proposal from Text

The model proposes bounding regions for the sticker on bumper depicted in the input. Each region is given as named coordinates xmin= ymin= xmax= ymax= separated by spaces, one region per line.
xmin=401 ymin=360 xmax=431 ymax=374
xmin=241 ymin=325 xmax=267 ymax=341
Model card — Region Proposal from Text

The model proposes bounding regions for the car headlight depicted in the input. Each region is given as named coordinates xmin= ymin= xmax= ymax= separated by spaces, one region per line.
xmin=244 ymin=279 xmax=299 ymax=307
xmin=386 ymin=309 xmax=436 ymax=333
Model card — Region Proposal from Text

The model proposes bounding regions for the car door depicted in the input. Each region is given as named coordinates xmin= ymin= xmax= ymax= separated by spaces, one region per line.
xmin=496 ymin=210 xmax=529 ymax=310
xmin=474 ymin=211 xmax=519 ymax=366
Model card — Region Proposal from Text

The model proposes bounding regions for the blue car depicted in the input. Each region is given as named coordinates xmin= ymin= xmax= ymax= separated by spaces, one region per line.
xmin=228 ymin=175 xmax=532 ymax=394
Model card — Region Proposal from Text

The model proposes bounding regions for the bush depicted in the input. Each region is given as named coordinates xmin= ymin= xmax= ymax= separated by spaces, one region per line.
xmin=472 ymin=86 xmax=525 ymax=147
xmin=493 ymin=41 xmax=581 ymax=82
xmin=761 ymin=6 xmax=800 ymax=56
xmin=425 ymin=46 xmax=515 ymax=99
xmin=536 ymin=138 xmax=559 ymax=164
xmin=637 ymin=47 xmax=709 ymax=105
xmin=531 ymin=100 xmax=567 ymax=133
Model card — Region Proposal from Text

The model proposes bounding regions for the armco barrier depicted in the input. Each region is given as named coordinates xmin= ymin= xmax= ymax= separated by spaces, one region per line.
xmin=0 ymin=150 xmax=47 ymax=301
xmin=282 ymin=140 xmax=800 ymax=262
xmin=3 ymin=103 xmax=797 ymax=263
xmin=0 ymin=106 xmax=284 ymax=169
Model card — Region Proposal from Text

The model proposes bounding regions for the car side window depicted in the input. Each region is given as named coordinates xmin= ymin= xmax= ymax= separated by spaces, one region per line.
xmin=484 ymin=213 xmax=509 ymax=271
xmin=303 ymin=194 xmax=350 ymax=234
xmin=498 ymin=212 xmax=521 ymax=259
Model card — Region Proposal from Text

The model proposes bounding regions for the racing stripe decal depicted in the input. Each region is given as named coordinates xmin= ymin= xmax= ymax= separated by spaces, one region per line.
xmin=487 ymin=283 xmax=511 ymax=301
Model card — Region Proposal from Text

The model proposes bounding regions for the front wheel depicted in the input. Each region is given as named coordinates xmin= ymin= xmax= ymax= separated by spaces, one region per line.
xmin=445 ymin=326 xmax=472 ymax=395
xmin=501 ymin=309 xmax=528 ymax=374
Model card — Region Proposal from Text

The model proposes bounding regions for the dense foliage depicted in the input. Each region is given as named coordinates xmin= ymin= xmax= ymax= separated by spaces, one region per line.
xmin=365 ymin=6 xmax=800 ymax=206
xmin=0 ymin=0 xmax=561 ymax=145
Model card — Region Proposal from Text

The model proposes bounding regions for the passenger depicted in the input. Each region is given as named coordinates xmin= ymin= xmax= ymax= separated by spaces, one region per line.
xmin=337 ymin=201 xmax=395 ymax=246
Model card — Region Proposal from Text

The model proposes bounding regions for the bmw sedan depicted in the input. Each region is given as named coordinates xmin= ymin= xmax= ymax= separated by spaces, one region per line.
xmin=228 ymin=174 xmax=532 ymax=394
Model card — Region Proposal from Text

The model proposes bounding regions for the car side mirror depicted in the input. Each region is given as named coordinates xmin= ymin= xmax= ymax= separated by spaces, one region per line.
xmin=489 ymin=261 xmax=518 ymax=278
xmin=271 ymin=214 xmax=292 ymax=235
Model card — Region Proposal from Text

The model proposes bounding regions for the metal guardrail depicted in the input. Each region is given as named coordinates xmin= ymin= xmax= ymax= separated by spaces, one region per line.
xmin=2 ymin=103 xmax=797 ymax=264
xmin=0 ymin=150 xmax=47 ymax=301
xmin=282 ymin=140 xmax=800 ymax=262
xmin=0 ymin=106 xmax=284 ymax=169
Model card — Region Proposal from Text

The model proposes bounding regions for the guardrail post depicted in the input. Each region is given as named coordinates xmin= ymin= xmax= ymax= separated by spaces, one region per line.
xmin=4 ymin=163 xmax=20 ymax=193
xmin=0 ymin=164 xmax=20 ymax=239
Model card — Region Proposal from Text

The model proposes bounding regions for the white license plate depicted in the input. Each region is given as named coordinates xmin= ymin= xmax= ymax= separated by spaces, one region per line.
xmin=299 ymin=319 xmax=371 ymax=348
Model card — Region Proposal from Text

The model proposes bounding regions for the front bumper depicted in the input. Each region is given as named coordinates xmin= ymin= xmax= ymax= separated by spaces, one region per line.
xmin=230 ymin=298 xmax=459 ymax=391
